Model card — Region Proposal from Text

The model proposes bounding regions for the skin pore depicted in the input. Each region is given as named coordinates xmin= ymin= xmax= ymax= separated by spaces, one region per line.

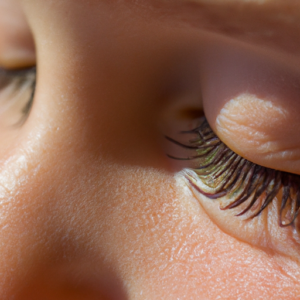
xmin=0 ymin=0 xmax=300 ymax=299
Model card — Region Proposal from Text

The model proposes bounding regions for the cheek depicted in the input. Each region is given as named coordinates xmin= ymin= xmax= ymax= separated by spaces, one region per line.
xmin=85 ymin=168 xmax=299 ymax=299
xmin=200 ymin=38 xmax=300 ymax=174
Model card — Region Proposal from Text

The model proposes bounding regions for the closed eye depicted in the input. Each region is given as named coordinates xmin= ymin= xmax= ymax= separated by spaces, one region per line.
xmin=163 ymin=31 xmax=300 ymax=263
xmin=167 ymin=116 xmax=300 ymax=228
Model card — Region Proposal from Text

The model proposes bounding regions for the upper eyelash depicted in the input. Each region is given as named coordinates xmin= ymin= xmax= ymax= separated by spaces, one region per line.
xmin=166 ymin=117 xmax=300 ymax=228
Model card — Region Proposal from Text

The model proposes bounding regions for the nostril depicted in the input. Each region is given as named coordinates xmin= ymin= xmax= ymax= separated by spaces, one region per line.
xmin=15 ymin=263 xmax=128 ymax=300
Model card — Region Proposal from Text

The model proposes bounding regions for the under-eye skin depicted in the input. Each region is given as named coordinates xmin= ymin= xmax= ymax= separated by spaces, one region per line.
xmin=0 ymin=66 xmax=36 ymax=126
xmin=166 ymin=117 xmax=300 ymax=229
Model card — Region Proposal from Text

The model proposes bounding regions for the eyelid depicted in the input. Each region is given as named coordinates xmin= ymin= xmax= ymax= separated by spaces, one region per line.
xmin=200 ymin=40 xmax=300 ymax=175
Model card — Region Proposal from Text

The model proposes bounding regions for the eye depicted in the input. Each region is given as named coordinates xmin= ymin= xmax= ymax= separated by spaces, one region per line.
xmin=164 ymin=38 xmax=300 ymax=263
xmin=0 ymin=66 xmax=36 ymax=127
xmin=167 ymin=116 xmax=300 ymax=225
xmin=0 ymin=0 xmax=36 ymax=130
xmin=167 ymin=115 xmax=300 ymax=263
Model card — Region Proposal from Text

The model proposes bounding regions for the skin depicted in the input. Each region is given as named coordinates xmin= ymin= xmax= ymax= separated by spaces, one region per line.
xmin=0 ymin=0 xmax=300 ymax=299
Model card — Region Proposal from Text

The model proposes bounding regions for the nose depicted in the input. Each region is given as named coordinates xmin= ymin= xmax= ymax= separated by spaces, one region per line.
xmin=0 ymin=1 xmax=205 ymax=298
xmin=0 ymin=4 xmax=141 ymax=299
xmin=0 ymin=69 xmax=130 ymax=299
xmin=0 ymin=1 xmax=177 ymax=297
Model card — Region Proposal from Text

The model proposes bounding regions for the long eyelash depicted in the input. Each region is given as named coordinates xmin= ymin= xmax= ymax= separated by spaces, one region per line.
xmin=167 ymin=116 xmax=300 ymax=227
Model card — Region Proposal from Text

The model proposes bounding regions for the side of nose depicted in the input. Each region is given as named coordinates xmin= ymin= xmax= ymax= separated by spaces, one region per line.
xmin=0 ymin=84 xmax=129 ymax=299
xmin=0 ymin=12 xmax=135 ymax=299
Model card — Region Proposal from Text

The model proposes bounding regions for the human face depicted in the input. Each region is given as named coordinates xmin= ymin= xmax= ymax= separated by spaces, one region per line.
xmin=1 ymin=0 xmax=300 ymax=299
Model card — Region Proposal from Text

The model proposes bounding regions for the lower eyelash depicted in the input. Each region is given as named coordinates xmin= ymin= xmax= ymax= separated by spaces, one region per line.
xmin=166 ymin=117 xmax=300 ymax=228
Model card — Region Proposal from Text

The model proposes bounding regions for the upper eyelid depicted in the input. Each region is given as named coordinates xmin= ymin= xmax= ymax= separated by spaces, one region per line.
xmin=0 ymin=1 xmax=35 ymax=69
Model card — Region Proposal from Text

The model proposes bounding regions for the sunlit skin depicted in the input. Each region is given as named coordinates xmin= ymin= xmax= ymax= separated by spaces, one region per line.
xmin=0 ymin=0 xmax=300 ymax=299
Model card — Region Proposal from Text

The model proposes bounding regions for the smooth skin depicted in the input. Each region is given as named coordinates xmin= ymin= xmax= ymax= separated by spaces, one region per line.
xmin=0 ymin=0 xmax=300 ymax=299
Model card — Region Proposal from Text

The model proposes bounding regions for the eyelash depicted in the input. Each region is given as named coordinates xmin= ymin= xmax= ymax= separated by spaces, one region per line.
xmin=167 ymin=117 xmax=300 ymax=228
xmin=0 ymin=66 xmax=36 ymax=125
